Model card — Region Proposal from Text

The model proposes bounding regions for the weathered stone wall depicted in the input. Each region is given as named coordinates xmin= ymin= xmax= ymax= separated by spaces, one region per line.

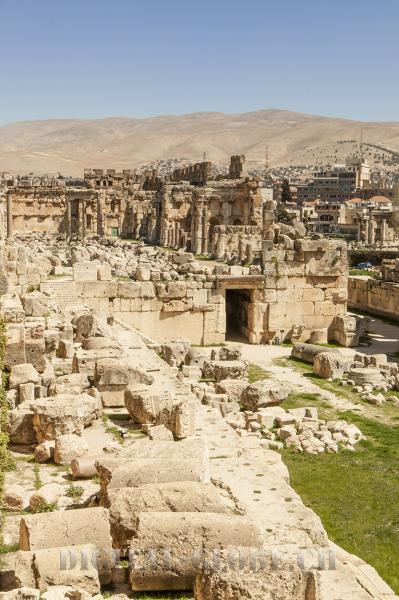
xmin=348 ymin=276 xmax=399 ymax=319
xmin=9 ymin=189 xmax=66 ymax=234
xmin=54 ymin=237 xmax=351 ymax=346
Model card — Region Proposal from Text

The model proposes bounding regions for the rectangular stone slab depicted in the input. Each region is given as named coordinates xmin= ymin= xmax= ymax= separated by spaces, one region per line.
xmin=106 ymin=458 xmax=210 ymax=490
xmin=19 ymin=508 xmax=113 ymax=584
xmin=130 ymin=512 xmax=262 ymax=591
xmin=100 ymin=481 xmax=229 ymax=548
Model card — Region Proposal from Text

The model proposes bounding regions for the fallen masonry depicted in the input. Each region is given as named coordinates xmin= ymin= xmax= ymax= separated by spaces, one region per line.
xmin=0 ymin=220 xmax=397 ymax=599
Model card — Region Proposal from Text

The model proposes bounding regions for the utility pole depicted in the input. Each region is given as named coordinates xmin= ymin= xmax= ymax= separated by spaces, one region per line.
xmin=264 ymin=146 xmax=270 ymax=175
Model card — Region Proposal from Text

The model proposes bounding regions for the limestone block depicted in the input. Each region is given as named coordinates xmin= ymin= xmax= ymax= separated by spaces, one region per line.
xmin=5 ymin=325 xmax=26 ymax=369
xmin=124 ymin=388 xmax=174 ymax=424
xmin=18 ymin=382 xmax=35 ymax=404
xmin=105 ymin=458 xmax=209 ymax=490
xmin=53 ymin=373 xmax=90 ymax=395
xmin=162 ymin=299 xmax=192 ymax=312
xmin=302 ymin=287 xmax=324 ymax=302
xmin=214 ymin=379 xmax=248 ymax=403
xmin=9 ymin=364 xmax=40 ymax=389
xmin=3 ymin=485 xmax=27 ymax=512
xmin=29 ymin=483 xmax=62 ymax=512
xmin=130 ymin=513 xmax=262 ymax=591
xmin=291 ymin=343 xmax=341 ymax=364
xmin=315 ymin=301 xmax=335 ymax=317
xmin=162 ymin=338 xmax=191 ymax=367
xmin=194 ymin=549 xmax=314 ymax=600
xmin=313 ymin=352 xmax=352 ymax=380
xmin=97 ymin=265 xmax=112 ymax=281
xmin=8 ymin=407 xmax=37 ymax=444
xmin=156 ymin=281 xmax=186 ymax=300
xmin=24 ymin=337 xmax=46 ymax=373
xmin=34 ymin=440 xmax=55 ymax=463
xmin=95 ymin=439 xmax=209 ymax=489
xmin=20 ymin=293 xmax=49 ymax=318
xmin=56 ymin=339 xmax=74 ymax=359
xmin=309 ymin=328 xmax=328 ymax=344
xmin=73 ymin=262 xmax=98 ymax=282
xmin=170 ymin=399 xmax=197 ymax=439
xmin=83 ymin=281 xmax=117 ymax=299
xmin=241 ymin=381 xmax=288 ymax=411
xmin=140 ymin=282 xmax=155 ymax=299
xmin=100 ymin=482 xmax=228 ymax=548
xmin=32 ymin=401 xmax=85 ymax=442
xmin=202 ymin=360 xmax=247 ymax=383
xmin=136 ymin=266 xmax=151 ymax=281
xmin=349 ymin=367 xmax=384 ymax=386
xmin=34 ymin=544 xmax=100 ymax=594
xmin=185 ymin=348 xmax=208 ymax=369
xmin=20 ymin=508 xmax=113 ymax=584
xmin=73 ymin=313 xmax=111 ymax=343
xmin=182 ymin=365 xmax=202 ymax=379
xmin=0 ymin=551 xmax=36 ymax=591
xmin=211 ymin=346 xmax=242 ymax=361
xmin=117 ymin=281 xmax=141 ymax=299
xmin=54 ymin=433 xmax=89 ymax=465
xmin=70 ymin=455 xmax=102 ymax=479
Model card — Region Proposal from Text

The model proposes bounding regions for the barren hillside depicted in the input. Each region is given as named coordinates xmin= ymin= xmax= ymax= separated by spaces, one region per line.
xmin=2 ymin=109 xmax=399 ymax=176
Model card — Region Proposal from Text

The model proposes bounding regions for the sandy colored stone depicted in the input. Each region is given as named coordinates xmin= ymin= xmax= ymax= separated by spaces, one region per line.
xmin=19 ymin=508 xmax=113 ymax=584
xmin=54 ymin=433 xmax=89 ymax=465
xmin=130 ymin=512 xmax=262 ymax=591
xmin=100 ymin=481 xmax=228 ymax=547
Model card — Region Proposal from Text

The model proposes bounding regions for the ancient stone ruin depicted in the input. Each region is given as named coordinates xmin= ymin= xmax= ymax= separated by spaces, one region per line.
xmin=0 ymin=157 xmax=396 ymax=600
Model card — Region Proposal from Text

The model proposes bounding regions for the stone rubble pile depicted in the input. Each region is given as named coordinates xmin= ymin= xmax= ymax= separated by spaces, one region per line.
xmin=156 ymin=340 xmax=365 ymax=455
xmin=294 ymin=343 xmax=399 ymax=407
xmin=0 ymin=236 xmax=395 ymax=600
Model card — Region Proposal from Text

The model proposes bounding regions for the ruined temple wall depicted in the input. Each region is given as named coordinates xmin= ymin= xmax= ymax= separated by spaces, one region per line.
xmin=348 ymin=276 xmax=399 ymax=319
xmin=11 ymin=191 xmax=66 ymax=233
xmin=69 ymin=249 xmax=349 ymax=346
xmin=212 ymin=225 xmax=262 ymax=260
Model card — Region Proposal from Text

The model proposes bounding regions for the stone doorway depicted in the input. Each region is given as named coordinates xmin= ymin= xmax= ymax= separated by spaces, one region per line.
xmin=225 ymin=288 xmax=252 ymax=341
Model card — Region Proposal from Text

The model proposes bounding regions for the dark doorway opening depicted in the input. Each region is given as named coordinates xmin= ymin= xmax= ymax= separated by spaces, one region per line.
xmin=225 ymin=289 xmax=251 ymax=341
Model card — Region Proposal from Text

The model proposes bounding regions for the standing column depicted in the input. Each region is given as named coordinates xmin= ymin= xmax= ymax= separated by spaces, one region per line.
xmin=202 ymin=218 xmax=209 ymax=254
xmin=82 ymin=200 xmax=86 ymax=243
xmin=6 ymin=192 xmax=13 ymax=239
xmin=97 ymin=195 xmax=104 ymax=236
xmin=381 ymin=219 xmax=387 ymax=245
xmin=66 ymin=198 xmax=72 ymax=242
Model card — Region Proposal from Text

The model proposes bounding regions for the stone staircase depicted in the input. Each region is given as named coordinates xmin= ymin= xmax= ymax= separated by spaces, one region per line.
xmin=40 ymin=279 xmax=85 ymax=311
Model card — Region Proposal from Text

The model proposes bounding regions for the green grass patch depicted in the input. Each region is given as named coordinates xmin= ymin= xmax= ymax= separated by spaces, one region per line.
xmin=0 ymin=542 xmax=19 ymax=555
xmin=282 ymin=411 xmax=399 ymax=593
xmin=349 ymin=269 xmax=379 ymax=279
xmin=281 ymin=392 xmax=335 ymax=420
xmin=105 ymin=425 xmax=125 ymax=444
xmin=274 ymin=356 xmax=399 ymax=424
xmin=195 ymin=254 xmax=213 ymax=261
xmin=35 ymin=502 xmax=58 ymax=513
xmin=247 ymin=363 xmax=272 ymax=383
xmin=66 ymin=483 xmax=84 ymax=498
xmin=33 ymin=465 xmax=43 ymax=490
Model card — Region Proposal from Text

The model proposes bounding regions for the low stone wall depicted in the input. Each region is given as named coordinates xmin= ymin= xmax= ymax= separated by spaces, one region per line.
xmin=348 ymin=276 xmax=399 ymax=320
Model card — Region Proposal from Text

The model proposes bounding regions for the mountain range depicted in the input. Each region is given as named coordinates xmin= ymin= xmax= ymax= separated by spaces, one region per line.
xmin=2 ymin=109 xmax=399 ymax=176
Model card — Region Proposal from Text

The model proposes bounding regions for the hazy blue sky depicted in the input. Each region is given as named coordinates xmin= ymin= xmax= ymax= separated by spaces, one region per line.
xmin=1 ymin=0 xmax=398 ymax=124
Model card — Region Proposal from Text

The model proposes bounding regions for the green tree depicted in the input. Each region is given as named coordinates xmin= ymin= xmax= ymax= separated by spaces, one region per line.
xmin=281 ymin=179 xmax=292 ymax=203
